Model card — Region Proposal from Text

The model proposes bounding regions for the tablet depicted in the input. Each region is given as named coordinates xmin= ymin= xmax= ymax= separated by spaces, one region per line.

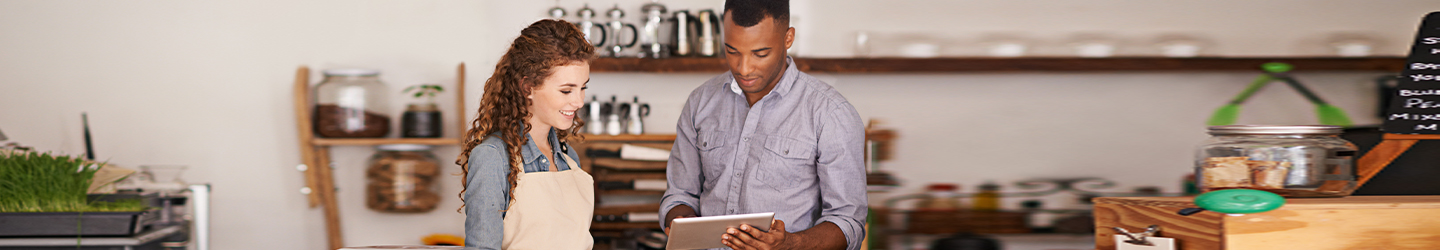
xmin=665 ymin=212 xmax=775 ymax=250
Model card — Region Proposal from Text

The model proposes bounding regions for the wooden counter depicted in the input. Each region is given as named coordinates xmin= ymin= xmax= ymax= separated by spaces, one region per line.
xmin=1093 ymin=196 xmax=1440 ymax=250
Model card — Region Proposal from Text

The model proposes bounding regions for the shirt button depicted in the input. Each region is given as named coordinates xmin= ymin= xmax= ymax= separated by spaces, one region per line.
xmin=743 ymin=138 xmax=749 ymax=142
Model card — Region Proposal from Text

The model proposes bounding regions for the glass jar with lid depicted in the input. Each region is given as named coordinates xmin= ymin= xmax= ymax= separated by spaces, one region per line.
xmin=366 ymin=144 xmax=441 ymax=212
xmin=1195 ymin=125 xmax=1358 ymax=197
xmin=314 ymin=69 xmax=391 ymax=138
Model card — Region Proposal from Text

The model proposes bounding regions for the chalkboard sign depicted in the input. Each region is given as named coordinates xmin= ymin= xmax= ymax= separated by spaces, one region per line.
xmin=1384 ymin=12 xmax=1440 ymax=134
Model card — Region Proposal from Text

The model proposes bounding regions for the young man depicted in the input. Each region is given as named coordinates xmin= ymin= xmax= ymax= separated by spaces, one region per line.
xmin=660 ymin=1 xmax=867 ymax=249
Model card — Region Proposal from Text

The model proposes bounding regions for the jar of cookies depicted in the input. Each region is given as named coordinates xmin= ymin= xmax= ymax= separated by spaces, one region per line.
xmin=1195 ymin=125 xmax=1358 ymax=197
xmin=367 ymin=144 xmax=441 ymax=212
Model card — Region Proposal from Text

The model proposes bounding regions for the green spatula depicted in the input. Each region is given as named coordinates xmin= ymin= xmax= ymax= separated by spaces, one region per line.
xmin=1206 ymin=71 xmax=1274 ymax=126
xmin=1263 ymin=63 xmax=1355 ymax=127
xmin=1206 ymin=63 xmax=1355 ymax=127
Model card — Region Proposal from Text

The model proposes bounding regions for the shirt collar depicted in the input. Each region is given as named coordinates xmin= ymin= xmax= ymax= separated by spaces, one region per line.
xmin=728 ymin=56 xmax=799 ymax=99
xmin=519 ymin=126 xmax=564 ymax=165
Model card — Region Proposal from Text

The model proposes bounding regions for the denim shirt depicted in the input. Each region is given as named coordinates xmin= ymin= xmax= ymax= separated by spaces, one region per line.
xmin=661 ymin=57 xmax=869 ymax=250
xmin=463 ymin=128 xmax=580 ymax=250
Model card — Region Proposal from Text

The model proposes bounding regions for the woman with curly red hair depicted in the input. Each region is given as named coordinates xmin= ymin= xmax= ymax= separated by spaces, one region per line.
xmin=456 ymin=19 xmax=595 ymax=250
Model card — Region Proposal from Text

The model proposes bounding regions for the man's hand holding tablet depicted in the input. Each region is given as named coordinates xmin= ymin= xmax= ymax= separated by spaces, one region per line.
xmin=664 ymin=212 xmax=776 ymax=250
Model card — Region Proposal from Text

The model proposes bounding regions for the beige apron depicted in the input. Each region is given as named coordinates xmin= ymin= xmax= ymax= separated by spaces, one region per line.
xmin=501 ymin=148 xmax=595 ymax=250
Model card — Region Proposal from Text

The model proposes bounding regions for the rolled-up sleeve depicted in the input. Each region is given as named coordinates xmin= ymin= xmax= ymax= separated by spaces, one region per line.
xmin=814 ymin=100 xmax=868 ymax=250
xmin=464 ymin=145 xmax=508 ymax=250
xmin=660 ymin=95 xmax=703 ymax=229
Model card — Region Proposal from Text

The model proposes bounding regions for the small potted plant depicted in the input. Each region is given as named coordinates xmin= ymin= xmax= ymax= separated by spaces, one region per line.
xmin=401 ymin=84 xmax=444 ymax=138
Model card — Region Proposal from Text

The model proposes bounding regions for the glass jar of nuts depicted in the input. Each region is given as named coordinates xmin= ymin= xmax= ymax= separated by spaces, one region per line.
xmin=367 ymin=144 xmax=441 ymax=212
xmin=1195 ymin=125 xmax=1358 ymax=197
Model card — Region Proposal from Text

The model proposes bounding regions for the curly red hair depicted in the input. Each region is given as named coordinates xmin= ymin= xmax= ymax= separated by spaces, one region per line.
xmin=456 ymin=19 xmax=595 ymax=211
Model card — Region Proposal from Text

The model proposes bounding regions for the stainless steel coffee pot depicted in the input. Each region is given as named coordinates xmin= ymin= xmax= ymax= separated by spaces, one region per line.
xmin=637 ymin=1 xmax=669 ymax=58
xmin=695 ymin=9 xmax=721 ymax=57
xmin=584 ymin=96 xmax=606 ymax=135
xmin=670 ymin=10 xmax=696 ymax=56
xmin=605 ymin=95 xmax=624 ymax=135
xmin=576 ymin=4 xmax=607 ymax=47
xmin=604 ymin=4 xmax=639 ymax=58
xmin=621 ymin=96 xmax=651 ymax=135
xmin=546 ymin=2 xmax=566 ymax=20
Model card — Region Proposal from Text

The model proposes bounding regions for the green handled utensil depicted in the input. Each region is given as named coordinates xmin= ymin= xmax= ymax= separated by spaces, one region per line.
xmin=1263 ymin=63 xmax=1355 ymax=127
xmin=1206 ymin=71 xmax=1274 ymax=126
xmin=1206 ymin=62 xmax=1355 ymax=127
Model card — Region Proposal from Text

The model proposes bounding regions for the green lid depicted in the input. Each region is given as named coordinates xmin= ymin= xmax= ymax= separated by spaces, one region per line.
xmin=1194 ymin=189 xmax=1286 ymax=214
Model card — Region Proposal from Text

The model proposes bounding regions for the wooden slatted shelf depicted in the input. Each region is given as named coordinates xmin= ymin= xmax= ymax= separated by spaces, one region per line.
xmin=599 ymin=189 xmax=667 ymax=196
xmin=592 ymin=158 xmax=668 ymax=171
xmin=311 ymin=137 xmax=459 ymax=146
xmin=591 ymin=56 xmax=1406 ymax=73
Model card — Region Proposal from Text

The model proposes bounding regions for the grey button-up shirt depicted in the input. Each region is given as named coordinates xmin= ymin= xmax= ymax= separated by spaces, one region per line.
xmin=464 ymin=128 xmax=580 ymax=250
xmin=661 ymin=57 xmax=868 ymax=250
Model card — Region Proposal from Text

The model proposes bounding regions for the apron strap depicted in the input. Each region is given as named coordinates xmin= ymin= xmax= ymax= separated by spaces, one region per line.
xmin=558 ymin=143 xmax=582 ymax=172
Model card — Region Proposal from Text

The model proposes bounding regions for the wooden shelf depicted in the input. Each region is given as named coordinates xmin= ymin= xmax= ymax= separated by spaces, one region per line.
xmin=596 ymin=203 xmax=662 ymax=212
xmin=591 ymin=56 xmax=1406 ymax=73
xmin=592 ymin=222 xmax=664 ymax=230
xmin=599 ymin=189 xmax=666 ymax=195
xmin=592 ymin=158 xmax=667 ymax=171
xmin=311 ymin=137 xmax=459 ymax=146
xmin=581 ymin=134 xmax=678 ymax=141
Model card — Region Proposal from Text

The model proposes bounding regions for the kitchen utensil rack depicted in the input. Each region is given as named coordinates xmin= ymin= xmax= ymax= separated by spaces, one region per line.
xmin=290 ymin=64 xmax=468 ymax=250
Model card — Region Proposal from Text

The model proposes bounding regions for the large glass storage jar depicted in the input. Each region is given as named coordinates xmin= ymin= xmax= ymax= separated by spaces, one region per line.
xmin=1195 ymin=125 xmax=1358 ymax=197
xmin=314 ymin=69 xmax=391 ymax=138
xmin=366 ymin=144 xmax=441 ymax=212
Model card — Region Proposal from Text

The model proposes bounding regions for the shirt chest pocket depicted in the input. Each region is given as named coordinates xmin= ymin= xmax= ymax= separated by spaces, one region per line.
xmin=697 ymin=131 xmax=731 ymax=186
xmin=759 ymin=135 xmax=817 ymax=190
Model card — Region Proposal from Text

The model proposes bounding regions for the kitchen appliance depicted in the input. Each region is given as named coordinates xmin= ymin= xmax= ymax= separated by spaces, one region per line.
xmin=584 ymin=96 xmax=606 ymax=135
xmin=670 ymin=10 xmax=696 ymax=56
xmin=620 ymin=96 xmax=650 ymax=135
xmin=695 ymin=9 xmax=721 ymax=57
xmin=546 ymin=1 xmax=566 ymax=20
xmin=576 ymin=4 xmax=607 ymax=47
xmin=603 ymin=4 xmax=639 ymax=58
xmin=637 ymin=0 xmax=668 ymax=58
xmin=605 ymin=95 xmax=623 ymax=135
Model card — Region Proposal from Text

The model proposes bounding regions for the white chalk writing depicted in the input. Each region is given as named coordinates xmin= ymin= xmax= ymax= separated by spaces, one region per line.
xmin=1413 ymin=74 xmax=1440 ymax=81
xmin=1400 ymin=89 xmax=1440 ymax=96
xmin=1390 ymin=113 xmax=1440 ymax=120
xmin=1419 ymin=124 xmax=1439 ymax=130
xmin=1405 ymin=98 xmax=1440 ymax=108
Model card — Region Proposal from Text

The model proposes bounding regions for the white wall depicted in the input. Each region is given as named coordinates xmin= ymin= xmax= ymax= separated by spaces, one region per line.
xmin=1 ymin=0 xmax=1437 ymax=249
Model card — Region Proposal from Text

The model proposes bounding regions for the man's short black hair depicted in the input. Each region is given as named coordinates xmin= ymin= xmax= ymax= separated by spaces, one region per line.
xmin=723 ymin=0 xmax=789 ymax=27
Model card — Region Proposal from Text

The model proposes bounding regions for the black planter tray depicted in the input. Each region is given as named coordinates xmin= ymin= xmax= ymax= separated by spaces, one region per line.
xmin=0 ymin=210 xmax=157 ymax=237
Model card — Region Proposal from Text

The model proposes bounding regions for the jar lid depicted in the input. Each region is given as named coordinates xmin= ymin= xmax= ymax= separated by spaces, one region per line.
xmin=1207 ymin=125 xmax=1342 ymax=135
xmin=376 ymin=144 xmax=432 ymax=151
xmin=323 ymin=69 xmax=380 ymax=77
